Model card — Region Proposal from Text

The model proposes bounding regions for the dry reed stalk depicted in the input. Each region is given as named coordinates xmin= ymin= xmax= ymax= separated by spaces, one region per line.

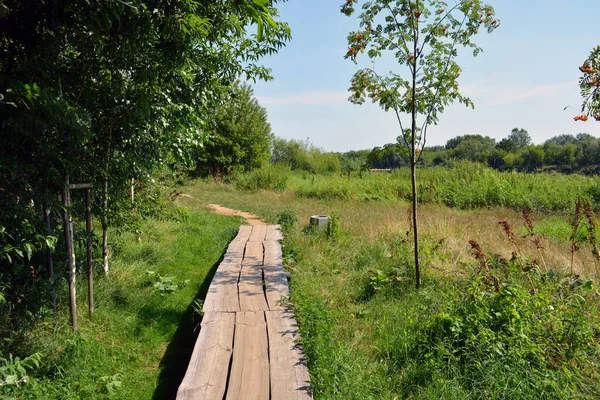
xmin=469 ymin=240 xmax=499 ymax=291
xmin=570 ymin=197 xmax=584 ymax=274
xmin=499 ymin=220 xmax=521 ymax=256
xmin=583 ymin=198 xmax=600 ymax=279
xmin=522 ymin=206 xmax=548 ymax=273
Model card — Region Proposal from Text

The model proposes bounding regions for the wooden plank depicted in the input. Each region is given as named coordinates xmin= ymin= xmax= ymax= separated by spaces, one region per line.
xmin=226 ymin=311 xmax=270 ymax=400
xmin=265 ymin=225 xmax=283 ymax=242
xmin=239 ymin=241 xmax=268 ymax=311
xmin=177 ymin=312 xmax=235 ymax=400
xmin=248 ymin=224 xmax=267 ymax=242
xmin=236 ymin=225 xmax=254 ymax=242
xmin=265 ymin=311 xmax=312 ymax=400
xmin=263 ymin=240 xmax=289 ymax=310
xmin=203 ymin=258 xmax=242 ymax=312
xmin=226 ymin=239 xmax=246 ymax=260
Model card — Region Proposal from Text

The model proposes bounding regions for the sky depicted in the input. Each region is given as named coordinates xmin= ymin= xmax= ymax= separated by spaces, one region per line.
xmin=251 ymin=0 xmax=600 ymax=152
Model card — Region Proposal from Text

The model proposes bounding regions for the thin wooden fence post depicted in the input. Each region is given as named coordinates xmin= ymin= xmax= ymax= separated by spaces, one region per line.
xmin=85 ymin=187 xmax=94 ymax=319
xmin=61 ymin=177 xmax=77 ymax=331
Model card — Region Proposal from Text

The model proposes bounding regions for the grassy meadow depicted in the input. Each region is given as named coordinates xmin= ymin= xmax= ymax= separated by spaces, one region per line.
xmin=1 ymin=204 xmax=241 ymax=399
xmin=184 ymin=165 xmax=600 ymax=399
xmin=3 ymin=163 xmax=600 ymax=399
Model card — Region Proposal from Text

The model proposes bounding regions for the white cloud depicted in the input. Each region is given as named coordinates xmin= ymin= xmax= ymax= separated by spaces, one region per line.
xmin=256 ymin=90 xmax=349 ymax=106
xmin=461 ymin=80 xmax=576 ymax=107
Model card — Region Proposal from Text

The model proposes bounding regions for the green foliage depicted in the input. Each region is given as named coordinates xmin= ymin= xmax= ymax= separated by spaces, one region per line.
xmin=194 ymin=82 xmax=273 ymax=177
xmin=233 ymin=164 xmax=290 ymax=192
xmin=0 ymin=0 xmax=291 ymax=320
xmin=242 ymin=162 xmax=597 ymax=212
xmin=271 ymin=138 xmax=341 ymax=174
xmin=417 ymin=268 xmax=600 ymax=398
xmin=576 ymin=45 xmax=600 ymax=121
xmin=276 ymin=209 xmax=299 ymax=233
xmin=0 ymin=352 xmax=42 ymax=388
xmin=144 ymin=271 xmax=190 ymax=295
xmin=446 ymin=134 xmax=497 ymax=163
xmin=326 ymin=213 xmax=341 ymax=239
xmin=343 ymin=0 xmax=499 ymax=155
xmin=0 ymin=203 xmax=240 ymax=399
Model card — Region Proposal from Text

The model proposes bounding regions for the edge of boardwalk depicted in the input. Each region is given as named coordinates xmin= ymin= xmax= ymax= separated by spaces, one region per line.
xmin=177 ymin=225 xmax=312 ymax=400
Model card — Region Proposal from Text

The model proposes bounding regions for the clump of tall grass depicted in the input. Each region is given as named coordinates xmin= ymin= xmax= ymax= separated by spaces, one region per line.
xmin=234 ymin=161 xmax=600 ymax=212
xmin=232 ymin=164 xmax=291 ymax=192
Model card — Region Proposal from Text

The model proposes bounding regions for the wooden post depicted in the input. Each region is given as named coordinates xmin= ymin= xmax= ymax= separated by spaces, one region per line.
xmin=68 ymin=183 xmax=94 ymax=320
xmin=85 ymin=187 xmax=93 ymax=319
xmin=61 ymin=177 xmax=77 ymax=331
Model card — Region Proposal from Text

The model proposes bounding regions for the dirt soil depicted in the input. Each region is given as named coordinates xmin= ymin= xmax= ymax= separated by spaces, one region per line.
xmin=179 ymin=193 xmax=266 ymax=225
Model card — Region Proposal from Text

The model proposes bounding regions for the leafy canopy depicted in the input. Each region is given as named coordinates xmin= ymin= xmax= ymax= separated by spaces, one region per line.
xmin=342 ymin=0 xmax=499 ymax=157
xmin=576 ymin=45 xmax=600 ymax=122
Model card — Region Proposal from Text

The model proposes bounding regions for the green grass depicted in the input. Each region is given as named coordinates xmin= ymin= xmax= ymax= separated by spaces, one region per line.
xmin=5 ymin=166 xmax=600 ymax=399
xmin=285 ymin=219 xmax=600 ymax=399
xmin=0 ymin=204 xmax=241 ymax=399
xmin=181 ymin=177 xmax=600 ymax=399
xmin=232 ymin=162 xmax=600 ymax=212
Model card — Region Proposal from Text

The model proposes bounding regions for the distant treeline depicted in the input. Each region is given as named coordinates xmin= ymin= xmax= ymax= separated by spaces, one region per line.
xmin=367 ymin=128 xmax=600 ymax=174
xmin=260 ymin=128 xmax=600 ymax=177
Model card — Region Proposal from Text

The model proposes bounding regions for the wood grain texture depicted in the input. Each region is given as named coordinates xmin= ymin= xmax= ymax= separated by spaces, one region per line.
xmin=226 ymin=311 xmax=270 ymax=400
xmin=239 ymin=241 xmax=268 ymax=311
xmin=248 ymin=224 xmax=267 ymax=243
xmin=177 ymin=312 xmax=235 ymax=400
xmin=265 ymin=225 xmax=283 ymax=242
xmin=236 ymin=225 xmax=254 ymax=242
xmin=266 ymin=311 xmax=312 ymax=400
xmin=263 ymin=240 xmax=289 ymax=310
xmin=202 ymin=257 xmax=242 ymax=312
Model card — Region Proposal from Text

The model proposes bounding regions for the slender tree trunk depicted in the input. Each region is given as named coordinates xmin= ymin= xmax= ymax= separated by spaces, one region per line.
xmin=130 ymin=178 xmax=135 ymax=211
xmin=102 ymin=131 xmax=112 ymax=276
xmin=85 ymin=187 xmax=94 ymax=319
xmin=61 ymin=175 xmax=77 ymax=331
xmin=411 ymin=159 xmax=420 ymax=288
xmin=410 ymin=21 xmax=421 ymax=289
xmin=44 ymin=201 xmax=56 ymax=314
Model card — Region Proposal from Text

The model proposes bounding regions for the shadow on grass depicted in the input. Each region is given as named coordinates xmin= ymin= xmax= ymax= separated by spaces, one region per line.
xmin=151 ymin=252 xmax=225 ymax=400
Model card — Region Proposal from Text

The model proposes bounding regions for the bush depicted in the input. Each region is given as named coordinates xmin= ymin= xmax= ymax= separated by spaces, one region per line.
xmin=232 ymin=164 xmax=290 ymax=192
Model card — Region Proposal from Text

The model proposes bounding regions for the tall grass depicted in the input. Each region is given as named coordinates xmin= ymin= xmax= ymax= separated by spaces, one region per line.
xmin=231 ymin=162 xmax=600 ymax=212
xmin=0 ymin=203 xmax=240 ymax=399
xmin=283 ymin=217 xmax=600 ymax=399
xmin=180 ymin=179 xmax=600 ymax=399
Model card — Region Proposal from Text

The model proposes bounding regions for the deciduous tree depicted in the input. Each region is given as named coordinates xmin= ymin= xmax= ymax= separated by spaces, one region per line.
xmin=342 ymin=0 xmax=499 ymax=287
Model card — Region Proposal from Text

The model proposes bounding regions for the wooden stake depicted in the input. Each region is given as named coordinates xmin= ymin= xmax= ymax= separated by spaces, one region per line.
xmin=85 ymin=187 xmax=93 ymax=319
xmin=61 ymin=177 xmax=77 ymax=331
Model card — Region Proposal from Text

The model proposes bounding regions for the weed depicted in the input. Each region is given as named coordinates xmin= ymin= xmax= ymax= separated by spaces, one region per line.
xmin=326 ymin=213 xmax=341 ymax=240
xmin=0 ymin=352 xmax=41 ymax=388
xmin=276 ymin=209 xmax=298 ymax=233
xmin=144 ymin=270 xmax=190 ymax=295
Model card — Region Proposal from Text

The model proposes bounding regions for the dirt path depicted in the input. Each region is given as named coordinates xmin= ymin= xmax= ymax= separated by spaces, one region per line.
xmin=179 ymin=193 xmax=266 ymax=225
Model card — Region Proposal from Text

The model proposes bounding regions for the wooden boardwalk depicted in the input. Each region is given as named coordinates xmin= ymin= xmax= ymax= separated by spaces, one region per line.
xmin=177 ymin=225 xmax=312 ymax=400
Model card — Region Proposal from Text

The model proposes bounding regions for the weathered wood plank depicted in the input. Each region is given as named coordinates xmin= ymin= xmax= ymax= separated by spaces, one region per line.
xmin=226 ymin=311 xmax=270 ymax=400
xmin=202 ymin=258 xmax=242 ymax=312
xmin=177 ymin=312 xmax=235 ymax=400
xmin=265 ymin=224 xmax=283 ymax=242
xmin=263 ymin=240 xmax=289 ymax=310
xmin=239 ymin=241 xmax=268 ymax=311
xmin=236 ymin=225 xmax=254 ymax=242
xmin=266 ymin=310 xmax=312 ymax=400
xmin=248 ymin=224 xmax=267 ymax=243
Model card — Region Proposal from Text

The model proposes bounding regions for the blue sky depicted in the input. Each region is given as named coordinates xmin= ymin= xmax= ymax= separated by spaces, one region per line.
xmin=252 ymin=0 xmax=600 ymax=152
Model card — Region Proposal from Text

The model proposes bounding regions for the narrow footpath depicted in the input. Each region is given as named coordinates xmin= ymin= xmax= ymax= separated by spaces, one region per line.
xmin=177 ymin=221 xmax=312 ymax=400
